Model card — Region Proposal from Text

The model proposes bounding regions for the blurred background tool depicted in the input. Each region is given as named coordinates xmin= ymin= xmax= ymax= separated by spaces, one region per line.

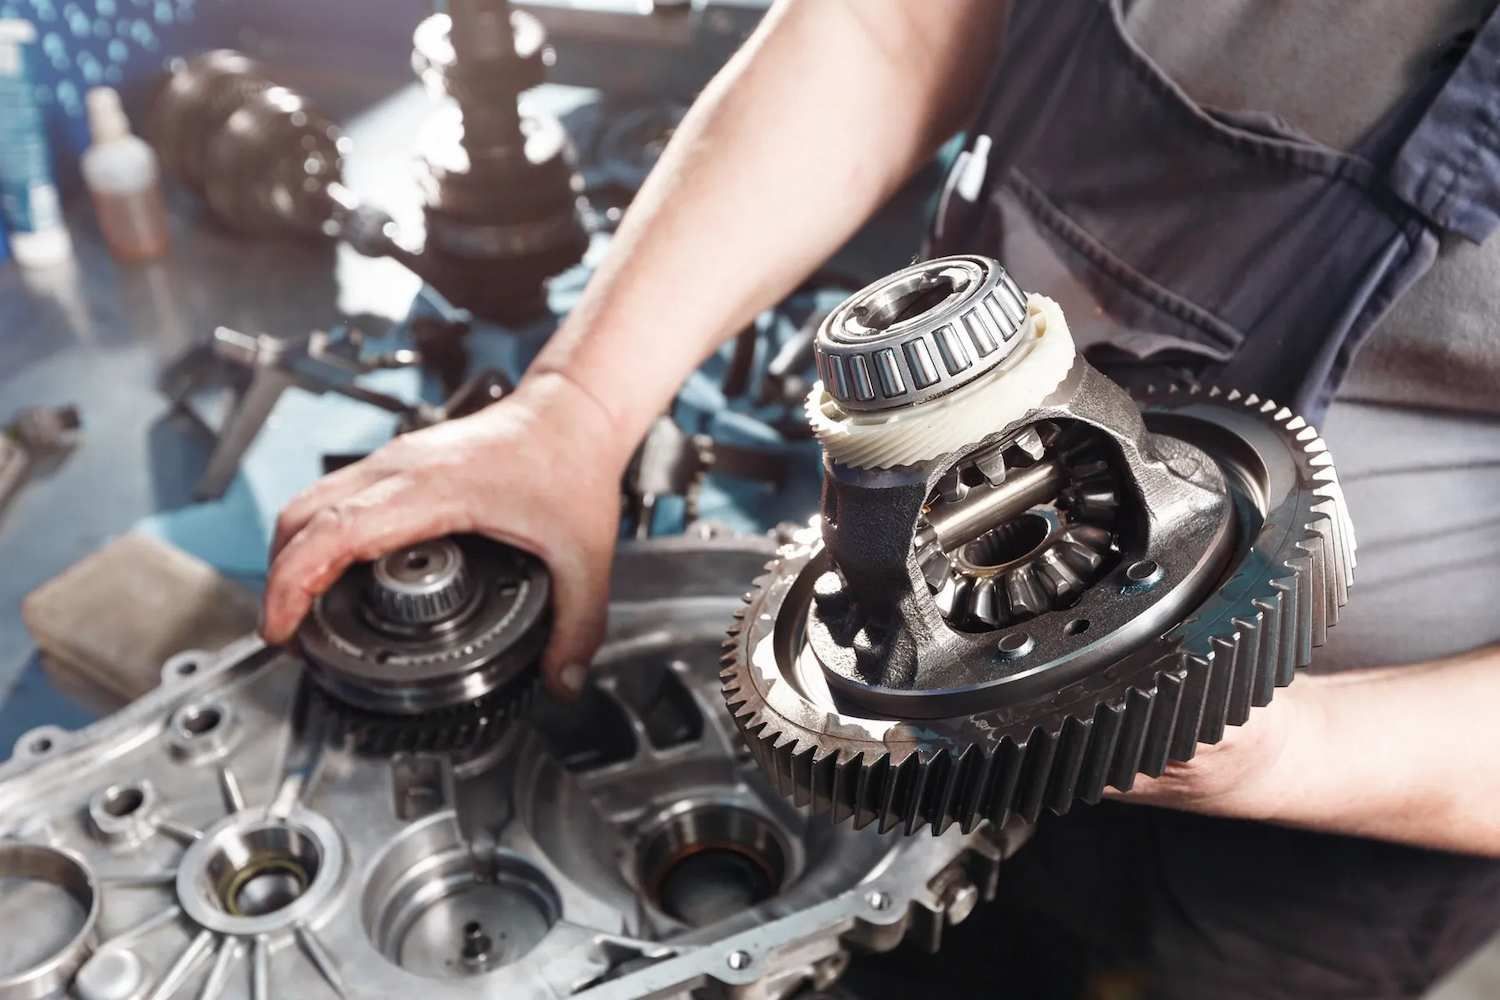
xmin=149 ymin=0 xmax=590 ymax=323
xmin=0 ymin=405 xmax=82 ymax=519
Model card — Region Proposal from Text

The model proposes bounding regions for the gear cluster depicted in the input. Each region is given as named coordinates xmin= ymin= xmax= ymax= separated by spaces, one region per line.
xmin=297 ymin=533 xmax=550 ymax=753
xmin=916 ymin=423 xmax=1120 ymax=632
xmin=720 ymin=255 xmax=1357 ymax=834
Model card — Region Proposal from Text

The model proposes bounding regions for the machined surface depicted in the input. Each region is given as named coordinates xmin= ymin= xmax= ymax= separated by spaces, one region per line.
xmin=723 ymin=384 xmax=1356 ymax=833
xmin=298 ymin=534 xmax=549 ymax=718
xmin=813 ymin=256 xmax=1028 ymax=412
xmin=0 ymin=539 xmax=1022 ymax=1000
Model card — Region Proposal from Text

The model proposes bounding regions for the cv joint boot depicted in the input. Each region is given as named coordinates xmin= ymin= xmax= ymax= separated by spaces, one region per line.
xmin=723 ymin=254 xmax=1356 ymax=834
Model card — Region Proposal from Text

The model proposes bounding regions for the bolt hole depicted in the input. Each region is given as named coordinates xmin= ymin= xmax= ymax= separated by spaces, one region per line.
xmin=1126 ymin=560 xmax=1160 ymax=583
xmin=464 ymin=920 xmax=481 ymax=935
xmin=102 ymin=784 xmax=145 ymax=817
xmin=176 ymin=660 xmax=198 ymax=676
xmin=29 ymin=736 xmax=53 ymax=755
xmin=1064 ymin=618 xmax=1090 ymax=636
xmin=727 ymin=950 xmax=752 ymax=971
xmin=404 ymin=552 xmax=431 ymax=572
xmin=180 ymin=705 xmax=222 ymax=736
xmin=867 ymin=890 xmax=891 ymax=911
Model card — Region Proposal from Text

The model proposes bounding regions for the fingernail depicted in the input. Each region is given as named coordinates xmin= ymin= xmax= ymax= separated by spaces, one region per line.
xmin=558 ymin=663 xmax=588 ymax=699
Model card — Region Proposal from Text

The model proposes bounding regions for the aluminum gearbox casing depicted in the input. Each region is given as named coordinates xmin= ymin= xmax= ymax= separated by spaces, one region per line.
xmin=0 ymin=538 xmax=1024 ymax=1000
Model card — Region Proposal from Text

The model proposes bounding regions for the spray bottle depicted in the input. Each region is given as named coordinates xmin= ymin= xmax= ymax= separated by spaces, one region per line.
xmin=0 ymin=18 xmax=72 ymax=267
xmin=81 ymin=87 xmax=169 ymax=263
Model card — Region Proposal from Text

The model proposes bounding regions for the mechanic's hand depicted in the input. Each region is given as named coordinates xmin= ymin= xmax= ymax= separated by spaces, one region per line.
xmin=1106 ymin=675 xmax=1325 ymax=822
xmin=261 ymin=372 xmax=631 ymax=699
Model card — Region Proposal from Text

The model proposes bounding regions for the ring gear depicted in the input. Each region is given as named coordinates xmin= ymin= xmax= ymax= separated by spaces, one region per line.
xmin=721 ymin=256 xmax=1355 ymax=834
xmin=298 ymin=534 xmax=550 ymax=753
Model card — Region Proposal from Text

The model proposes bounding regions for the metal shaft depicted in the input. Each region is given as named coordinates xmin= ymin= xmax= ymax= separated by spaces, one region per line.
xmin=921 ymin=458 xmax=1064 ymax=554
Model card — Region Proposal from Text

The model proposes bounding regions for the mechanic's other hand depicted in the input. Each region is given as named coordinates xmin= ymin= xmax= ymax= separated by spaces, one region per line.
xmin=261 ymin=372 xmax=630 ymax=699
xmin=1105 ymin=676 xmax=1324 ymax=822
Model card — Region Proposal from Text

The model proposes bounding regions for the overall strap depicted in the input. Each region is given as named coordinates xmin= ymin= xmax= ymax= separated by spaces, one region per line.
xmin=1388 ymin=3 xmax=1500 ymax=243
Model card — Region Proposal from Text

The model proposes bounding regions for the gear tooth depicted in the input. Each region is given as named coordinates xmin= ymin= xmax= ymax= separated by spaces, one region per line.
xmin=1016 ymin=727 xmax=1060 ymax=823
xmin=919 ymin=543 xmax=950 ymax=592
xmin=1078 ymin=701 xmax=1124 ymax=804
xmin=1282 ymin=553 xmax=1317 ymax=675
xmin=905 ymin=751 xmax=941 ymax=835
xmin=1251 ymin=592 xmax=1285 ymax=706
xmin=1004 ymin=566 xmax=1047 ymax=619
xmin=934 ymin=574 xmax=965 ymax=618
xmin=877 ymin=755 xmax=916 ymax=833
xmin=1299 ymin=530 xmax=1334 ymax=646
xmin=1057 ymin=536 xmax=1106 ymax=576
xmin=969 ymin=578 xmax=1002 ymax=626
xmin=1169 ymin=656 xmax=1212 ymax=761
xmin=1200 ymin=634 xmax=1241 ymax=744
xmin=854 ymin=756 xmax=888 ymax=830
xmin=1225 ymin=388 xmax=1242 ymax=401
xmin=1225 ymin=616 xmax=1263 ymax=726
xmin=790 ymin=744 xmax=817 ymax=808
xmin=948 ymin=748 xmax=985 ymax=834
xmin=985 ymin=740 xmax=1026 ymax=828
xmin=1045 ymin=716 xmax=1093 ymax=814
xmin=808 ymin=747 xmax=838 ymax=814
xmin=831 ymin=751 xmax=860 ymax=824
xmin=1107 ymin=688 xmax=1155 ymax=790
xmin=1036 ymin=548 xmax=1084 ymax=600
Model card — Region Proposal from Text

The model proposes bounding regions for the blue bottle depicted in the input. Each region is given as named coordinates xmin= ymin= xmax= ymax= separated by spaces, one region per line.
xmin=0 ymin=19 xmax=72 ymax=267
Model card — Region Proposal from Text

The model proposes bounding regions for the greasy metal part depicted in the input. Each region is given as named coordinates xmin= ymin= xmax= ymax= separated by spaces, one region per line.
xmin=724 ymin=384 xmax=1355 ymax=833
xmin=918 ymin=457 xmax=1064 ymax=555
xmin=813 ymin=256 xmax=1028 ymax=411
xmin=299 ymin=534 xmax=549 ymax=724
xmin=0 ymin=842 xmax=98 ymax=999
xmin=722 ymin=256 xmax=1356 ymax=833
xmin=0 ymin=538 xmax=1024 ymax=999
xmin=368 ymin=539 xmax=478 ymax=627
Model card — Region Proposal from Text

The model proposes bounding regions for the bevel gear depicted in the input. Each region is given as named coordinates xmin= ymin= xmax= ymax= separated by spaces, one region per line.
xmin=720 ymin=255 xmax=1356 ymax=834
xmin=298 ymin=533 xmax=550 ymax=753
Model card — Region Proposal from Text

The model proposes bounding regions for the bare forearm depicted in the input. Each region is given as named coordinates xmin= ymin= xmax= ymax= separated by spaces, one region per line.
xmin=1270 ymin=649 xmax=1500 ymax=853
xmin=1125 ymin=645 xmax=1500 ymax=856
xmin=530 ymin=0 xmax=1006 ymax=453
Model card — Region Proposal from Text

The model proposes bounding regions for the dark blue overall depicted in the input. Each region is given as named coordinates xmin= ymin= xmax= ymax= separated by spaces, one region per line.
xmin=918 ymin=1 xmax=1500 ymax=996
xmin=931 ymin=0 xmax=1500 ymax=424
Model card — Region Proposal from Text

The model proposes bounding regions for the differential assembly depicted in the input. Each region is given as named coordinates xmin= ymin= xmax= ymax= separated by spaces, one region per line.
xmin=722 ymin=255 xmax=1356 ymax=834
xmin=298 ymin=534 xmax=550 ymax=752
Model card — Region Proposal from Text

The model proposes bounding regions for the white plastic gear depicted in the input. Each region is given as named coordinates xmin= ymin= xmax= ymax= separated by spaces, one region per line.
xmin=805 ymin=294 xmax=1078 ymax=469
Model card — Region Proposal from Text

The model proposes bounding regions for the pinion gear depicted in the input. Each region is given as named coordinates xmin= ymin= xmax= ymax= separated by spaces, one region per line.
xmin=721 ymin=387 xmax=1355 ymax=834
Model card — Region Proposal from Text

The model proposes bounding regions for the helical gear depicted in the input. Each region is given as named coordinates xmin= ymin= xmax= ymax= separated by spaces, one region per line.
xmin=313 ymin=674 xmax=538 ymax=755
xmin=298 ymin=534 xmax=550 ymax=753
xmin=721 ymin=386 xmax=1355 ymax=834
